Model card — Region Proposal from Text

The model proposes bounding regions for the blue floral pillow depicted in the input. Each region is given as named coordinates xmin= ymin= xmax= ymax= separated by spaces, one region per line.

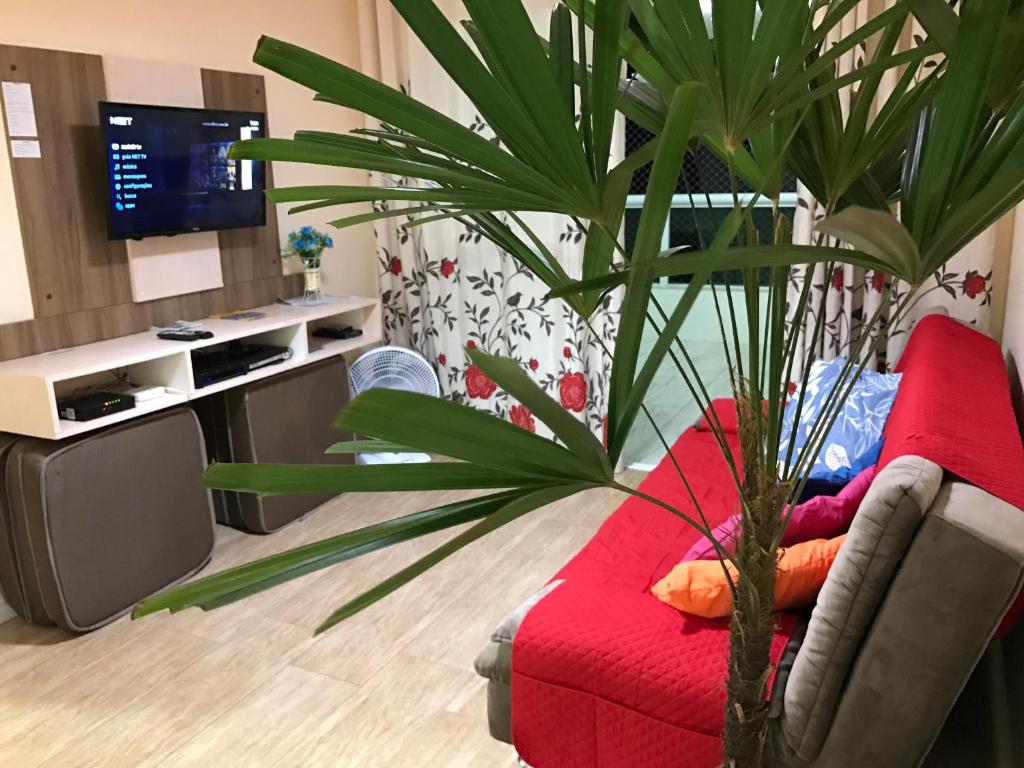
xmin=778 ymin=357 xmax=902 ymax=484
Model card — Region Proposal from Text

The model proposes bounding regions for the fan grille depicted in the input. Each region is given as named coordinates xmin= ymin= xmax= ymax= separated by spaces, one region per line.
xmin=350 ymin=346 xmax=440 ymax=397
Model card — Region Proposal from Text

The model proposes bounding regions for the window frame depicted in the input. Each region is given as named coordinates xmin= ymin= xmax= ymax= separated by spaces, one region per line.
xmin=624 ymin=191 xmax=799 ymax=286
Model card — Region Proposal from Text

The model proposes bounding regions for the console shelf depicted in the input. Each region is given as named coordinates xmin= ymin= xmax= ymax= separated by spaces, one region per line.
xmin=55 ymin=392 xmax=190 ymax=439
xmin=0 ymin=296 xmax=381 ymax=440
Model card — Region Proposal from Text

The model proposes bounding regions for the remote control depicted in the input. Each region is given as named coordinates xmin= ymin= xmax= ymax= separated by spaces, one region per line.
xmin=157 ymin=330 xmax=214 ymax=341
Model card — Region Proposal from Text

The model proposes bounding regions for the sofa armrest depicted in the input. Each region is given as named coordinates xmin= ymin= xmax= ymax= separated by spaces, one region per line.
xmin=815 ymin=482 xmax=1024 ymax=768
xmin=474 ymin=580 xmax=564 ymax=744
xmin=474 ymin=580 xmax=565 ymax=683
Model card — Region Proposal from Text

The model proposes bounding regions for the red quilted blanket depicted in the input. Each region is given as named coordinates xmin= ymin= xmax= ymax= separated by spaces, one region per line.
xmin=879 ymin=314 xmax=1024 ymax=635
xmin=512 ymin=428 xmax=797 ymax=768
xmin=511 ymin=315 xmax=1024 ymax=766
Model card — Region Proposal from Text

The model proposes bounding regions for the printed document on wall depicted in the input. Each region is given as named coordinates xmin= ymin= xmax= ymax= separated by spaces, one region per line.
xmin=10 ymin=139 xmax=40 ymax=159
xmin=1 ymin=82 xmax=38 ymax=138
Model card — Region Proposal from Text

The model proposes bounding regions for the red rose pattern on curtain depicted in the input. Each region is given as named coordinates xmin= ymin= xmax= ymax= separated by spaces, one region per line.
xmin=787 ymin=189 xmax=995 ymax=376
xmin=362 ymin=2 xmax=620 ymax=441
xmin=377 ymin=205 xmax=619 ymax=440
xmin=785 ymin=4 xmax=998 ymax=376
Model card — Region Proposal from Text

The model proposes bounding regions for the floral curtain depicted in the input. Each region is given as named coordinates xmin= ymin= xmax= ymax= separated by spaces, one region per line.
xmin=789 ymin=200 xmax=999 ymax=375
xmin=357 ymin=0 xmax=620 ymax=439
xmin=788 ymin=1 xmax=1003 ymax=374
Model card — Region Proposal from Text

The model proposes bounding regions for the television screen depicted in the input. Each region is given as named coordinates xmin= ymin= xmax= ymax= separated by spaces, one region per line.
xmin=99 ymin=102 xmax=266 ymax=240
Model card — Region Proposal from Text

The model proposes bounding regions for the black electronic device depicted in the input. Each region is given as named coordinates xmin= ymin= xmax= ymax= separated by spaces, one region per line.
xmin=191 ymin=342 xmax=293 ymax=389
xmin=157 ymin=330 xmax=214 ymax=342
xmin=99 ymin=102 xmax=266 ymax=240
xmin=312 ymin=325 xmax=363 ymax=340
xmin=57 ymin=391 xmax=136 ymax=422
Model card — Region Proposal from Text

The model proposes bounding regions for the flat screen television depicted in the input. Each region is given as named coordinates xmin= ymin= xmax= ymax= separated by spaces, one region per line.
xmin=99 ymin=102 xmax=266 ymax=240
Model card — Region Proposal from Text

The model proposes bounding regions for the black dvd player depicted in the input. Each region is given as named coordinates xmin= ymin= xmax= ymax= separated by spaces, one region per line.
xmin=191 ymin=341 xmax=293 ymax=389
xmin=57 ymin=391 xmax=136 ymax=422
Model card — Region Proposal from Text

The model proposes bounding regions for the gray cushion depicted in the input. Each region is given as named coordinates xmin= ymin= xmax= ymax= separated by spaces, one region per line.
xmin=486 ymin=679 xmax=513 ymax=744
xmin=474 ymin=637 xmax=513 ymax=686
xmin=816 ymin=481 xmax=1024 ymax=767
xmin=780 ymin=455 xmax=944 ymax=761
xmin=1 ymin=409 xmax=214 ymax=631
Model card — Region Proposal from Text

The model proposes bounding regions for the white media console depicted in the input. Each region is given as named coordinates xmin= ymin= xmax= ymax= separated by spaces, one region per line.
xmin=0 ymin=296 xmax=382 ymax=440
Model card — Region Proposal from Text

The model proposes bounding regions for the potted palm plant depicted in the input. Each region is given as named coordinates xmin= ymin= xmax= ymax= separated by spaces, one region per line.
xmin=135 ymin=1 xmax=1024 ymax=764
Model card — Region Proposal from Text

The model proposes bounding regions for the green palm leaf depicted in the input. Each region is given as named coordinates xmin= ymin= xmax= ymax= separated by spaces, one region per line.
xmin=609 ymin=205 xmax=744 ymax=460
xmin=314 ymin=483 xmax=593 ymax=634
xmin=815 ymin=207 xmax=924 ymax=284
xmin=250 ymin=35 xmax=553 ymax=195
xmin=467 ymin=347 xmax=612 ymax=478
xmin=132 ymin=488 xmax=542 ymax=617
xmin=589 ymin=0 xmax=629 ymax=182
xmin=324 ymin=439 xmax=414 ymax=455
xmin=607 ymin=83 xmax=701 ymax=458
xmin=547 ymin=242 xmax=906 ymax=298
xmin=203 ymin=462 xmax=548 ymax=494
xmin=906 ymin=0 xmax=959 ymax=54
xmin=333 ymin=388 xmax=606 ymax=482
xmin=904 ymin=0 xmax=1008 ymax=243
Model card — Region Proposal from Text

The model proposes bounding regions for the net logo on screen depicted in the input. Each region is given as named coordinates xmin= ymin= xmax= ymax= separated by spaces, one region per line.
xmin=108 ymin=115 xmax=133 ymax=127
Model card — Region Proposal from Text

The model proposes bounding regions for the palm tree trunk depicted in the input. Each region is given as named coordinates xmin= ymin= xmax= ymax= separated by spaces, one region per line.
xmin=722 ymin=528 xmax=778 ymax=767
xmin=722 ymin=395 xmax=789 ymax=767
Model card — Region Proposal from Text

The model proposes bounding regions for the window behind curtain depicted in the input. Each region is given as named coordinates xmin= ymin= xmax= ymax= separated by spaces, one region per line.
xmin=622 ymin=77 xmax=797 ymax=286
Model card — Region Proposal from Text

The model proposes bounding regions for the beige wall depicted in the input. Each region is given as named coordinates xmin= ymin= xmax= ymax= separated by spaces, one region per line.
xmin=0 ymin=0 xmax=378 ymax=322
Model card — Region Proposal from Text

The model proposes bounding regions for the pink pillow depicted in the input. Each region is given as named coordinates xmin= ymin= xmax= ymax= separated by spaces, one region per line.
xmin=682 ymin=465 xmax=877 ymax=561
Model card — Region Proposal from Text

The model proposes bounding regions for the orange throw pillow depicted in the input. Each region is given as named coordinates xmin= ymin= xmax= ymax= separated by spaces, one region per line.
xmin=651 ymin=535 xmax=847 ymax=618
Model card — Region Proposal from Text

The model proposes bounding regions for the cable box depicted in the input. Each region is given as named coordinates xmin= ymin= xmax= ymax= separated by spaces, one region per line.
xmin=191 ymin=342 xmax=293 ymax=389
xmin=57 ymin=391 xmax=136 ymax=422
xmin=312 ymin=325 xmax=363 ymax=340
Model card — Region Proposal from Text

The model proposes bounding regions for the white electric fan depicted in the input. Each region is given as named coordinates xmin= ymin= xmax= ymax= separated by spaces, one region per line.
xmin=349 ymin=346 xmax=440 ymax=465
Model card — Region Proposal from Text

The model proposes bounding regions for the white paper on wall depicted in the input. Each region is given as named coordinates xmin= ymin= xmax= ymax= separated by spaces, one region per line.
xmin=1 ymin=82 xmax=38 ymax=137
xmin=9 ymin=139 xmax=40 ymax=159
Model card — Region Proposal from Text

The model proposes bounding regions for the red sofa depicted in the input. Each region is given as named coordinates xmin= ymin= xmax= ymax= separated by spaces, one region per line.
xmin=510 ymin=409 xmax=796 ymax=767
xmin=473 ymin=315 xmax=1024 ymax=767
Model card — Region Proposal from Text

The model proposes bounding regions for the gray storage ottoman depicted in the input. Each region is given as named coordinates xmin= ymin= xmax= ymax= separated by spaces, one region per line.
xmin=194 ymin=356 xmax=353 ymax=534
xmin=0 ymin=407 xmax=215 ymax=632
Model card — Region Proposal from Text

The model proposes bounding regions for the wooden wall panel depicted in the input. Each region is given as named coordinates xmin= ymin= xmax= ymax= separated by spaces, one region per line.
xmin=0 ymin=273 xmax=304 ymax=361
xmin=224 ymin=274 xmax=303 ymax=310
xmin=103 ymin=56 xmax=225 ymax=302
xmin=201 ymin=69 xmax=283 ymax=285
xmin=0 ymin=46 xmax=304 ymax=363
xmin=0 ymin=290 xmax=221 ymax=358
xmin=0 ymin=45 xmax=131 ymax=318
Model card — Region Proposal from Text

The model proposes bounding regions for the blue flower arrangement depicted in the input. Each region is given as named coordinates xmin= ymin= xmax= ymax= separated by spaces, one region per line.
xmin=287 ymin=226 xmax=334 ymax=269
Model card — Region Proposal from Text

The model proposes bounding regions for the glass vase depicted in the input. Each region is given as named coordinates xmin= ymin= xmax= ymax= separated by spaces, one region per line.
xmin=303 ymin=266 xmax=324 ymax=303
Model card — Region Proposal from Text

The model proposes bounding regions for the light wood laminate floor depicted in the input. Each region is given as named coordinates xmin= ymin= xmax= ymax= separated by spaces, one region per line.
xmin=0 ymin=476 xmax=640 ymax=767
